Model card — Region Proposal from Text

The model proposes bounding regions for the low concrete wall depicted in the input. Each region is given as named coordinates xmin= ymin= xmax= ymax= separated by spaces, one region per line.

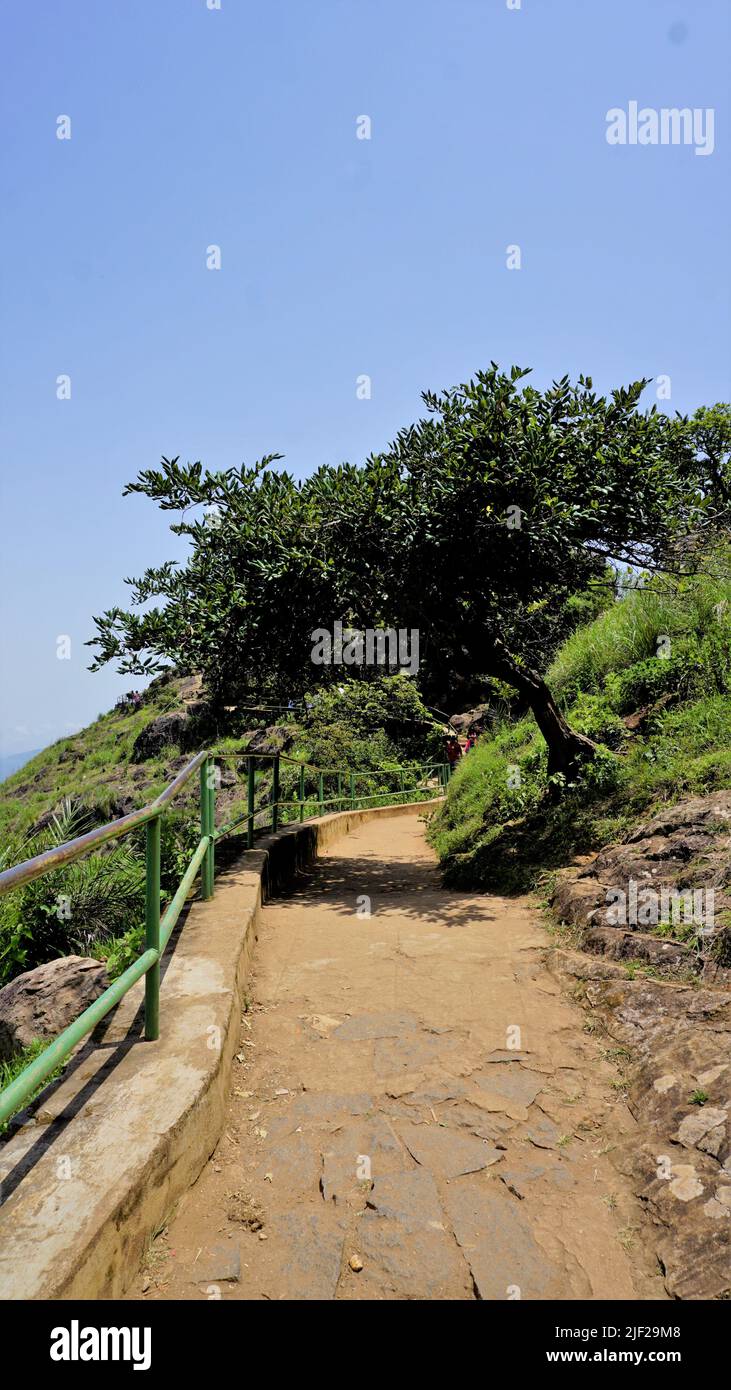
xmin=0 ymin=799 xmax=441 ymax=1300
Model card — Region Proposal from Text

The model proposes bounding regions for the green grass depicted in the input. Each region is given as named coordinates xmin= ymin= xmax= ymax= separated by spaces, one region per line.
xmin=0 ymin=681 xmax=180 ymax=841
xmin=0 ymin=1039 xmax=67 ymax=1133
xmin=548 ymin=562 xmax=731 ymax=704
xmin=429 ymin=558 xmax=731 ymax=892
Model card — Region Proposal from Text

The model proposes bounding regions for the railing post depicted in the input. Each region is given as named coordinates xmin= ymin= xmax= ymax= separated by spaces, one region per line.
xmin=272 ymin=754 xmax=280 ymax=834
xmin=200 ymin=757 xmax=214 ymax=900
xmin=247 ymin=755 xmax=255 ymax=849
xmin=299 ymin=765 xmax=305 ymax=822
xmin=350 ymin=772 xmax=355 ymax=810
xmin=337 ymin=771 xmax=343 ymax=812
xmin=399 ymin=768 xmax=404 ymax=803
xmin=208 ymin=766 xmax=216 ymax=889
xmin=318 ymin=771 xmax=324 ymax=817
xmin=144 ymin=815 xmax=161 ymax=1041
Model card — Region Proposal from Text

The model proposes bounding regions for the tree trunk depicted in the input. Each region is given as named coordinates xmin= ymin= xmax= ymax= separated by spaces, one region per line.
xmin=483 ymin=637 xmax=598 ymax=782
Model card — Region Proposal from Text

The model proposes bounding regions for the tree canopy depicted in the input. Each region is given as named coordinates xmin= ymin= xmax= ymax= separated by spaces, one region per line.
xmin=89 ymin=366 xmax=726 ymax=777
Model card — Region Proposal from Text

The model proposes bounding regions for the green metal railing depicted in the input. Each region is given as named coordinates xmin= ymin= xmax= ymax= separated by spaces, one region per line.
xmin=0 ymin=750 xmax=449 ymax=1127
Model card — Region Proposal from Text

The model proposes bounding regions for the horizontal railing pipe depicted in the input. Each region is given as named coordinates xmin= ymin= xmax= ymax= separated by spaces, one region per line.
xmin=0 ymin=751 xmax=208 ymax=898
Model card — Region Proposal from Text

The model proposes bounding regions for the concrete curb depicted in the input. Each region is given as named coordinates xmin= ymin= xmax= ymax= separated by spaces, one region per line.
xmin=0 ymin=798 xmax=442 ymax=1300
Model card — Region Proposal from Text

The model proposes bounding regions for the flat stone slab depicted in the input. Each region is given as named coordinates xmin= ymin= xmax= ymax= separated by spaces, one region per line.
xmin=266 ymin=1091 xmax=374 ymax=1139
xmin=397 ymin=1120 xmax=502 ymax=1180
xmin=441 ymin=1101 xmax=513 ymax=1142
xmin=444 ymin=1185 xmax=563 ymax=1300
xmin=525 ymin=1116 xmax=562 ymax=1150
xmin=403 ymin=1078 xmax=468 ymax=1106
xmin=471 ymin=1066 xmax=546 ymax=1119
xmin=255 ymin=1133 xmax=321 ymax=1198
xmin=333 ymin=1011 xmax=419 ymax=1041
xmin=320 ymin=1120 xmax=408 ymax=1206
xmin=374 ymin=1031 xmax=462 ymax=1076
xmin=357 ymin=1170 xmax=469 ymax=1298
xmin=273 ymin=1209 xmax=348 ymax=1300
xmin=365 ymin=1169 xmax=445 ymax=1229
xmin=500 ymin=1161 xmax=575 ymax=1200
xmin=196 ymin=1243 xmax=241 ymax=1284
xmin=356 ymin=1212 xmax=469 ymax=1299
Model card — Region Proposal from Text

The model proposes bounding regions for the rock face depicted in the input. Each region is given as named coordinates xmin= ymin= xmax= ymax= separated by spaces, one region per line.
xmin=0 ymin=956 xmax=109 ymax=1061
xmin=131 ymin=711 xmax=191 ymax=762
xmin=552 ymin=792 xmax=731 ymax=981
xmin=552 ymin=949 xmax=731 ymax=1300
xmin=547 ymin=791 xmax=731 ymax=1298
xmin=450 ymin=704 xmax=492 ymax=735
xmin=239 ymin=724 xmax=293 ymax=755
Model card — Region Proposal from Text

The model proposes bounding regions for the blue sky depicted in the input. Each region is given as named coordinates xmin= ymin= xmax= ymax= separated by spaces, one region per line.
xmin=1 ymin=0 xmax=729 ymax=756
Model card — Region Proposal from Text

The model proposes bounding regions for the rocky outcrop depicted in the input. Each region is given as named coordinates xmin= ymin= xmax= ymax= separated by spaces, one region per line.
xmin=450 ymin=705 xmax=492 ymax=735
xmin=546 ymin=790 xmax=731 ymax=1297
xmin=239 ymin=724 xmax=294 ymax=756
xmin=0 ymin=956 xmax=109 ymax=1061
xmin=131 ymin=711 xmax=191 ymax=762
xmin=551 ymin=949 xmax=731 ymax=1300
xmin=552 ymin=792 xmax=731 ymax=981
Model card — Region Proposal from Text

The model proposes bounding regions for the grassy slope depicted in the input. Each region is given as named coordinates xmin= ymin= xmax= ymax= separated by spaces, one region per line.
xmin=1 ymin=674 xmax=444 ymax=843
xmin=429 ymin=562 xmax=731 ymax=892
xmin=0 ymin=674 xmax=444 ymax=988
xmin=0 ymin=679 xmax=188 ymax=843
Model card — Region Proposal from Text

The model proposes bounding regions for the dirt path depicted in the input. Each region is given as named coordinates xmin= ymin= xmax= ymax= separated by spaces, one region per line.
xmin=137 ymin=812 xmax=664 ymax=1301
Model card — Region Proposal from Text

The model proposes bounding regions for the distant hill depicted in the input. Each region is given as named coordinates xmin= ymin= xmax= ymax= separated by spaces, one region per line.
xmin=0 ymin=749 xmax=42 ymax=785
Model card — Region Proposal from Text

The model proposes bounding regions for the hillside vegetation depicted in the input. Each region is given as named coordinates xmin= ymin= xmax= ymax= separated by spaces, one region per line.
xmin=0 ymin=676 xmax=443 ymax=987
xmin=429 ymin=556 xmax=731 ymax=892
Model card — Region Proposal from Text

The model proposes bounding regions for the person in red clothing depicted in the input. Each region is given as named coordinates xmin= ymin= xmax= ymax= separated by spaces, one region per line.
xmin=445 ymin=735 xmax=462 ymax=769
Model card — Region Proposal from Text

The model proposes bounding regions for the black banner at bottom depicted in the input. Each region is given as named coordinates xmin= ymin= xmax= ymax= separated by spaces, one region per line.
xmin=0 ymin=1297 xmax=724 ymax=1375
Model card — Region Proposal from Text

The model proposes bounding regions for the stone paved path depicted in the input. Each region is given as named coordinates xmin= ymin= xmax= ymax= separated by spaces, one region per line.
xmin=139 ymin=812 xmax=663 ymax=1301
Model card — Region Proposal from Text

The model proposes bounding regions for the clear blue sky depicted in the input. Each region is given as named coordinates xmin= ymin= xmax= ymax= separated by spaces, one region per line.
xmin=1 ymin=0 xmax=729 ymax=756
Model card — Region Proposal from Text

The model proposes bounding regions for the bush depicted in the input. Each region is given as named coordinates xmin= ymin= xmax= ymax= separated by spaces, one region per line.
xmin=301 ymin=675 xmax=444 ymax=762
xmin=603 ymin=654 xmax=688 ymax=715
xmin=0 ymin=800 xmax=146 ymax=985
xmin=566 ymin=692 xmax=626 ymax=747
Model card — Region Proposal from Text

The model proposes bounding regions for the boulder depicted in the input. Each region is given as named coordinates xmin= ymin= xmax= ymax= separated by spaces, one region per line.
xmin=239 ymin=725 xmax=294 ymax=756
xmin=131 ymin=711 xmax=190 ymax=762
xmin=449 ymin=704 xmax=491 ymax=735
xmin=0 ymin=956 xmax=109 ymax=1061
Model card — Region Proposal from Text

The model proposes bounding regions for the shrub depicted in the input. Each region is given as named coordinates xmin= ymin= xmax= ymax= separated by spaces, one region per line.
xmin=0 ymin=800 xmax=146 ymax=984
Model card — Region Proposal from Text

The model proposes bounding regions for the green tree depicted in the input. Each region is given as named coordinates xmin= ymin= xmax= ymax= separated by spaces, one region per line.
xmin=89 ymin=366 xmax=709 ymax=779
xmin=680 ymin=403 xmax=731 ymax=513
